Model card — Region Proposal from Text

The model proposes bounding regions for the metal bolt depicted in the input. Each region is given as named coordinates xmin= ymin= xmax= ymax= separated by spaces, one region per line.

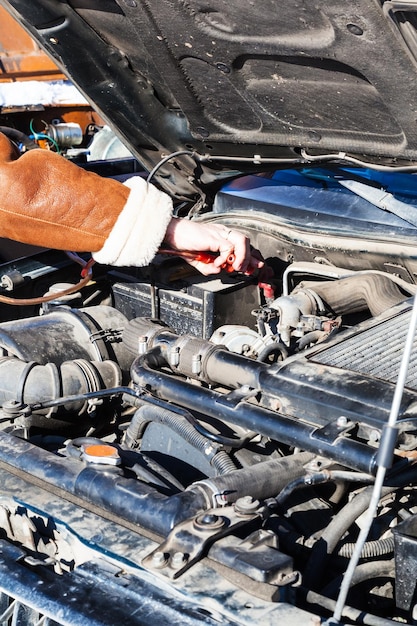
xmin=369 ymin=429 xmax=380 ymax=443
xmin=192 ymin=354 xmax=202 ymax=375
xmin=151 ymin=551 xmax=167 ymax=568
xmin=234 ymin=495 xmax=260 ymax=514
xmin=194 ymin=513 xmax=225 ymax=531
xmin=200 ymin=513 xmax=219 ymax=525
xmin=204 ymin=443 xmax=215 ymax=456
xmin=2 ymin=400 xmax=31 ymax=418
xmin=169 ymin=346 xmax=180 ymax=367
xmin=337 ymin=415 xmax=349 ymax=428
xmin=171 ymin=551 xmax=187 ymax=568
xmin=137 ymin=335 xmax=148 ymax=355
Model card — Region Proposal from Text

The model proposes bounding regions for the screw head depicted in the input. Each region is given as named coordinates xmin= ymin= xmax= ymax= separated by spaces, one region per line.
xmin=234 ymin=496 xmax=260 ymax=514
xmin=171 ymin=551 xmax=188 ymax=567
xmin=337 ymin=415 xmax=349 ymax=428
xmin=151 ymin=551 xmax=167 ymax=568
xmin=194 ymin=513 xmax=225 ymax=530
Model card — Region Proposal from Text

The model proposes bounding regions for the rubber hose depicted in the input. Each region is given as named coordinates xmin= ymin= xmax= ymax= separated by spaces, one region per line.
xmin=275 ymin=470 xmax=373 ymax=508
xmin=299 ymin=586 xmax=398 ymax=626
xmin=338 ymin=536 xmax=394 ymax=559
xmin=211 ymin=450 xmax=238 ymax=475
xmin=256 ymin=342 xmax=288 ymax=363
xmin=303 ymin=462 xmax=417 ymax=589
xmin=321 ymin=559 xmax=394 ymax=599
xmin=124 ymin=403 xmax=214 ymax=451
xmin=123 ymin=404 xmax=238 ymax=475
xmin=0 ymin=356 xmax=121 ymax=418
xmin=191 ymin=450 xmax=315 ymax=507
xmin=299 ymin=273 xmax=412 ymax=317
xmin=0 ymin=126 xmax=38 ymax=151
xmin=303 ymin=484 xmax=397 ymax=589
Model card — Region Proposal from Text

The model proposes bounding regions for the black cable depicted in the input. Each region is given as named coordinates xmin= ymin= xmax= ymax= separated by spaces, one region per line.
xmin=146 ymin=150 xmax=195 ymax=183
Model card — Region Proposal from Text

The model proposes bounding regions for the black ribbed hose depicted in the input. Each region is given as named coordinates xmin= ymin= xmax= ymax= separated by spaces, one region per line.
xmin=300 ymin=273 xmax=412 ymax=317
xmin=123 ymin=404 xmax=238 ymax=475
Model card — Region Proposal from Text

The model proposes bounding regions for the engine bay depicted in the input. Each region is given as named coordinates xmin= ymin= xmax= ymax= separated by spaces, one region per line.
xmin=3 ymin=0 xmax=417 ymax=621
xmin=0 ymin=170 xmax=416 ymax=625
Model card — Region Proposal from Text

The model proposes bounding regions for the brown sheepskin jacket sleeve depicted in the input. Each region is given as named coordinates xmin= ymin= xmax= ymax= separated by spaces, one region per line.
xmin=0 ymin=132 xmax=173 ymax=266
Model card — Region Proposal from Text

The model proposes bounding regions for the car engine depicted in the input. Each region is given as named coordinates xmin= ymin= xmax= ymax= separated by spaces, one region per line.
xmin=0 ymin=161 xmax=416 ymax=626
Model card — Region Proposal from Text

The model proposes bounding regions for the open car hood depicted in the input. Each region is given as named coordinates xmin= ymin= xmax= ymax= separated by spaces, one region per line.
xmin=1 ymin=0 xmax=417 ymax=196
xmin=5 ymin=4 xmax=417 ymax=626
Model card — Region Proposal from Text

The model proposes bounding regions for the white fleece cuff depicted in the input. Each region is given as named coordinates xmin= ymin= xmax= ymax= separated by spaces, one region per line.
xmin=92 ymin=176 xmax=173 ymax=267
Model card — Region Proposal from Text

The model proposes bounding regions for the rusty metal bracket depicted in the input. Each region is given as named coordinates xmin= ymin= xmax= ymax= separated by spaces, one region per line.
xmin=310 ymin=415 xmax=356 ymax=445
xmin=215 ymin=385 xmax=260 ymax=409
xmin=142 ymin=503 xmax=260 ymax=579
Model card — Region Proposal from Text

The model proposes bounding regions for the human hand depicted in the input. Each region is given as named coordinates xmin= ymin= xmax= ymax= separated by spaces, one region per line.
xmin=163 ymin=218 xmax=264 ymax=276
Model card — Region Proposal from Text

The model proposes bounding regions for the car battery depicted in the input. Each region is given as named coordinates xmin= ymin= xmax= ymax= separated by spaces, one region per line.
xmin=110 ymin=265 xmax=261 ymax=339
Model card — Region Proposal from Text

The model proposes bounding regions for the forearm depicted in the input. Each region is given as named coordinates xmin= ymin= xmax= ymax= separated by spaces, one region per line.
xmin=0 ymin=133 xmax=262 ymax=275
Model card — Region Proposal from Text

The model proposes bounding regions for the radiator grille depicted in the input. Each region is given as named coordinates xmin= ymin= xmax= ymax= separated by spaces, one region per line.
xmin=310 ymin=307 xmax=417 ymax=390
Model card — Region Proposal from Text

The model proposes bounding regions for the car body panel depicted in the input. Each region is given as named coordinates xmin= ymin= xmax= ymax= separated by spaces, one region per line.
xmin=0 ymin=2 xmax=416 ymax=625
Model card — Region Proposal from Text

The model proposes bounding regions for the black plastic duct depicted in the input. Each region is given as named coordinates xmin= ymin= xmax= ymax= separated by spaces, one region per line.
xmin=0 ymin=306 xmax=132 ymax=375
xmin=0 ymin=356 xmax=122 ymax=426
xmin=0 ymin=305 xmax=133 ymax=427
